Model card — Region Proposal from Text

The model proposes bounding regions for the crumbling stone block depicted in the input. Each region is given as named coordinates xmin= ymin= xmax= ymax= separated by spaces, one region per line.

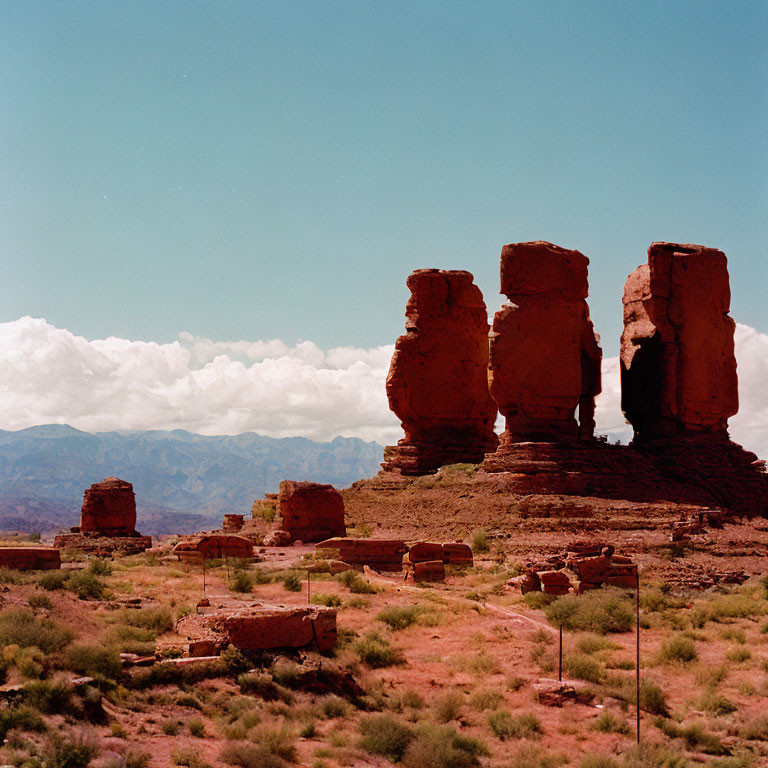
xmin=173 ymin=534 xmax=254 ymax=562
xmin=222 ymin=514 xmax=244 ymax=533
xmin=315 ymin=538 xmax=408 ymax=572
xmin=278 ymin=481 xmax=346 ymax=543
xmin=0 ymin=547 xmax=60 ymax=570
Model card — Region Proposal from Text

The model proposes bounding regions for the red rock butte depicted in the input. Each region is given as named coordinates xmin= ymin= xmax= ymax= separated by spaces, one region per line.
xmin=381 ymin=268 xmax=498 ymax=475
xmin=54 ymin=477 xmax=152 ymax=554
xmin=621 ymin=242 xmax=738 ymax=441
xmin=278 ymin=481 xmax=346 ymax=543
xmin=80 ymin=477 xmax=138 ymax=536
xmin=489 ymin=241 xmax=602 ymax=444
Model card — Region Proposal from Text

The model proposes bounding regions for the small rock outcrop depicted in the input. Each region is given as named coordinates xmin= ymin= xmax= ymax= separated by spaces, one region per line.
xmin=381 ymin=269 xmax=498 ymax=475
xmin=488 ymin=242 xmax=602 ymax=443
xmin=315 ymin=538 xmax=408 ymax=572
xmin=278 ymin=481 xmax=346 ymax=543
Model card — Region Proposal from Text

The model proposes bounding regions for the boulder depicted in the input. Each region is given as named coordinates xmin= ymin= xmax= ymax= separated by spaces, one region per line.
xmin=173 ymin=534 xmax=254 ymax=561
xmin=382 ymin=269 xmax=498 ymax=475
xmin=278 ymin=481 xmax=346 ymax=543
xmin=315 ymin=538 xmax=408 ymax=572
xmin=263 ymin=530 xmax=292 ymax=548
xmin=441 ymin=543 xmax=473 ymax=566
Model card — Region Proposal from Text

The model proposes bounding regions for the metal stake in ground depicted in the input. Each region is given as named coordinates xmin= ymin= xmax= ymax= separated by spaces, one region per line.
xmin=307 ymin=568 xmax=311 ymax=605
xmin=203 ymin=556 xmax=207 ymax=596
xmin=636 ymin=569 xmax=641 ymax=744
xmin=558 ymin=624 xmax=563 ymax=682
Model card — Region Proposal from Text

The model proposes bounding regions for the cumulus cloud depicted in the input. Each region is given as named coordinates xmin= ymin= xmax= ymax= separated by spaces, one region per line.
xmin=0 ymin=318 xmax=766 ymax=459
xmin=0 ymin=317 xmax=400 ymax=443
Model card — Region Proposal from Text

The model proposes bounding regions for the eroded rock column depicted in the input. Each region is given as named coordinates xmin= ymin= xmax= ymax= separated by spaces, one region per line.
xmin=381 ymin=269 xmax=498 ymax=475
xmin=488 ymin=241 xmax=602 ymax=444
xmin=621 ymin=242 xmax=738 ymax=440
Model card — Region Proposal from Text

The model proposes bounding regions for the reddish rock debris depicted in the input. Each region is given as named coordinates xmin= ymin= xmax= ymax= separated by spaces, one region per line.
xmin=382 ymin=269 xmax=498 ymax=475
xmin=177 ymin=606 xmax=337 ymax=653
xmin=278 ymin=481 xmax=346 ymax=543
xmin=0 ymin=547 xmax=61 ymax=570
xmin=222 ymin=514 xmax=245 ymax=533
xmin=488 ymin=242 xmax=602 ymax=444
xmin=315 ymin=538 xmax=408 ymax=572
xmin=173 ymin=534 xmax=254 ymax=562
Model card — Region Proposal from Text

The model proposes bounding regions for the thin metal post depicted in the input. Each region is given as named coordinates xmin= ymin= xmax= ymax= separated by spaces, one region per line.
xmin=558 ymin=624 xmax=563 ymax=682
xmin=307 ymin=569 xmax=311 ymax=605
xmin=203 ymin=557 xmax=207 ymax=595
xmin=636 ymin=569 xmax=641 ymax=744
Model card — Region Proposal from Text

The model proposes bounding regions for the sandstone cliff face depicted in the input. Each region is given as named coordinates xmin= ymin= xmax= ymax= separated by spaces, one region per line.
xmin=621 ymin=242 xmax=738 ymax=440
xmin=488 ymin=242 xmax=601 ymax=443
xmin=80 ymin=477 xmax=138 ymax=535
xmin=382 ymin=269 xmax=498 ymax=474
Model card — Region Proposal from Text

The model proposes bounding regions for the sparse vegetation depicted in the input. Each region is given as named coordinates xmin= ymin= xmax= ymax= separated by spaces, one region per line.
xmin=545 ymin=588 xmax=634 ymax=633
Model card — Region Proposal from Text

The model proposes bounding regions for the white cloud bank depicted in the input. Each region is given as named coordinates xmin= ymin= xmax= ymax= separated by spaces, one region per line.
xmin=0 ymin=318 xmax=766 ymax=459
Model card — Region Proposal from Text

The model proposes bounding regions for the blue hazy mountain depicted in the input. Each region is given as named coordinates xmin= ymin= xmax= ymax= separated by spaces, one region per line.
xmin=0 ymin=425 xmax=385 ymax=535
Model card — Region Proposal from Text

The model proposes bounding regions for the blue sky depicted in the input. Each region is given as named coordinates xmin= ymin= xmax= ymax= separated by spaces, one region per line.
xmin=2 ymin=0 xmax=766 ymax=353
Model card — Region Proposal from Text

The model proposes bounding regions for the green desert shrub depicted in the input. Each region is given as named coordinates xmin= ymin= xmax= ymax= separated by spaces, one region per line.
xmin=120 ymin=606 xmax=174 ymax=635
xmin=66 ymin=644 xmax=123 ymax=681
xmin=621 ymin=741 xmax=688 ymax=768
xmin=508 ymin=746 xmax=568 ymax=768
xmin=88 ymin=558 xmax=112 ymax=576
xmin=23 ymin=678 xmax=73 ymax=713
xmin=231 ymin=570 xmax=254 ymax=593
xmin=377 ymin=605 xmax=422 ymax=631
xmin=576 ymin=634 xmax=621 ymax=654
xmin=66 ymin=570 xmax=107 ymax=599
xmin=220 ymin=742 xmax=285 ymax=768
xmin=471 ymin=530 xmax=490 ymax=553
xmin=311 ymin=593 xmax=342 ymax=607
xmin=469 ymin=688 xmax=503 ymax=711
xmin=283 ymin=573 xmax=302 ymax=592
xmin=0 ymin=608 xmax=73 ymax=652
xmin=42 ymin=731 xmax=97 ymax=768
xmin=698 ymin=690 xmax=737 ymax=715
xmin=434 ymin=690 xmax=463 ymax=723
xmin=37 ymin=571 xmax=69 ymax=590
xmin=337 ymin=569 xmax=377 ymax=594
xmin=741 ymin=714 xmax=768 ymax=741
xmin=488 ymin=710 xmax=542 ymax=740
xmin=28 ymin=593 xmax=53 ymax=611
xmin=658 ymin=634 xmax=697 ymax=663
xmin=0 ymin=705 xmax=46 ymax=740
xmin=581 ymin=757 xmax=621 ymax=768
xmin=563 ymin=651 xmax=604 ymax=683
xmin=359 ymin=714 xmax=414 ymax=762
xmin=354 ymin=631 xmax=405 ymax=668
xmin=726 ymin=646 xmax=751 ymax=663
xmin=402 ymin=723 xmax=488 ymax=768
xmin=591 ymin=710 xmax=631 ymax=735
xmin=545 ymin=588 xmax=634 ymax=633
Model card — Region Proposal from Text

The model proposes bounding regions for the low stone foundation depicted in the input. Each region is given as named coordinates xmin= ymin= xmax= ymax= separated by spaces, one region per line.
xmin=0 ymin=547 xmax=61 ymax=570
xmin=315 ymin=538 xmax=408 ymax=572
xmin=177 ymin=606 xmax=337 ymax=653
xmin=53 ymin=533 xmax=151 ymax=556
xmin=173 ymin=534 xmax=254 ymax=562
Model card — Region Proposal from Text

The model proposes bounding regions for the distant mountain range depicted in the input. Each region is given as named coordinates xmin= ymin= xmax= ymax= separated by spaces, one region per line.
xmin=0 ymin=425 xmax=385 ymax=535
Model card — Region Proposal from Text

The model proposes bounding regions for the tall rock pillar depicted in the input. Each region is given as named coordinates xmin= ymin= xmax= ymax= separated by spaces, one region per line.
xmin=621 ymin=242 xmax=738 ymax=440
xmin=487 ymin=241 xmax=602 ymax=445
xmin=381 ymin=269 xmax=498 ymax=475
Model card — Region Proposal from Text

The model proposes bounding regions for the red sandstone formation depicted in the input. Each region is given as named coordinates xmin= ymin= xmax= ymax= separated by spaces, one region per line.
xmin=488 ymin=242 xmax=601 ymax=444
xmin=620 ymin=244 xmax=768 ymax=516
xmin=0 ymin=547 xmax=60 ymax=570
xmin=54 ymin=477 xmax=151 ymax=553
xmin=278 ymin=481 xmax=346 ymax=543
xmin=381 ymin=269 xmax=498 ymax=475
xmin=173 ymin=534 xmax=254 ymax=562
xmin=177 ymin=606 xmax=337 ymax=653
xmin=80 ymin=477 xmax=138 ymax=535
xmin=408 ymin=541 xmax=474 ymax=567
xmin=315 ymin=538 xmax=408 ymax=572
xmin=408 ymin=560 xmax=445 ymax=582
xmin=621 ymin=243 xmax=738 ymax=440
xmin=222 ymin=514 xmax=245 ymax=533
xmin=441 ymin=543 xmax=474 ymax=566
